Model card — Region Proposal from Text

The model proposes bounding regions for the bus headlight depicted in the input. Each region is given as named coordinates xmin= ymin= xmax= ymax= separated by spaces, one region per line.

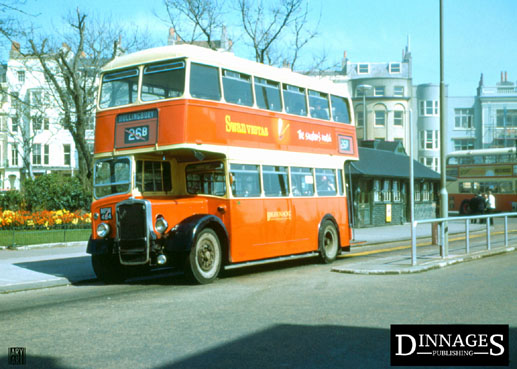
xmin=155 ymin=217 xmax=168 ymax=234
xmin=96 ymin=223 xmax=110 ymax=238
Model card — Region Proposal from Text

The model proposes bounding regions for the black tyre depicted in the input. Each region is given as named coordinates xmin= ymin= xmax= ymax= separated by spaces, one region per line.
xmin=185 ymin=228 xmax=222 ymax=284
xmin=459 ymin=199 xmax=471 ymax=215
xmin=318 ymin=220 xmax=339 ymax=264
xmin=91 ymin=254 xmax=127 ymax=284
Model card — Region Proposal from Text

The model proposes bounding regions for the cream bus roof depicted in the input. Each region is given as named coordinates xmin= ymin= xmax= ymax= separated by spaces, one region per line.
xmin=102 ymin=44 xmax=350 ymax=97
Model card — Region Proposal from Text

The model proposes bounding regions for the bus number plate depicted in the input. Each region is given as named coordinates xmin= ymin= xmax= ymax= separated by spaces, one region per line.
xmin=124 ymin=125 xmax=149 ymax=144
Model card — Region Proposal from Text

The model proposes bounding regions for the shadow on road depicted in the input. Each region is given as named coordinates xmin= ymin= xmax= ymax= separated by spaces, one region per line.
xmin=160 ymin=323 xmax=390 ymax=368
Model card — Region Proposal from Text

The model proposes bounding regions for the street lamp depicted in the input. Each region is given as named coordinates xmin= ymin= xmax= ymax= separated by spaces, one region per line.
xmin=357 ymin=84 xmax=372 ymax=141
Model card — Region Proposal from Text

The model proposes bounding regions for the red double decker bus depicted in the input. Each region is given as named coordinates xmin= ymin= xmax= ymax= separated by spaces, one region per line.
xmin=446 ymin=147 xmax=517 ymax=213
xmin=88 ymin=44 xmax=358 ymax=284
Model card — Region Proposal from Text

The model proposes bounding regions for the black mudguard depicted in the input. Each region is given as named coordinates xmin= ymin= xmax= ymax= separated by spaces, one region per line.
xmin=164 ymin=214 xmax=229 ymax=255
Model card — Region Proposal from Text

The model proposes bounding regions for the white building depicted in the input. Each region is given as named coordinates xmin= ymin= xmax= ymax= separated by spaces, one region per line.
xmin=0 ymin=43 xmax=94 ymax=190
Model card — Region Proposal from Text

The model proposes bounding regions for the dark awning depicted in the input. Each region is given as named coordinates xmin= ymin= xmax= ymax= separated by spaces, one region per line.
xmin=348 ymin=147 xmax=441 ymax=180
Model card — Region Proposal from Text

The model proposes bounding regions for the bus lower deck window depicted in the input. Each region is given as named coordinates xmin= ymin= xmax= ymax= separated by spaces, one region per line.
xmin=291 ymin=167 xmax=314 ymax=196
xmin=230 ymin=164 xmax=261 ymax=197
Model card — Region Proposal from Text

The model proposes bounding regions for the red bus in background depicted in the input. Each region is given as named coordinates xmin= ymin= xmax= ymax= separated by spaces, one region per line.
xmin=87 ymin=44 xmax=358 ymax=284
xmin=446 ymin=147 xmax=517 ymax=214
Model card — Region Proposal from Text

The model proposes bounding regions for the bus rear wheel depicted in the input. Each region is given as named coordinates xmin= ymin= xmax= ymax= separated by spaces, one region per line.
xmin=185 ymin=228 xmax=222 ymax=284
xmin=91 ymin=254 xmax=127 ymax=284
xmin=318 ymin=220 xmax=339 ymax=264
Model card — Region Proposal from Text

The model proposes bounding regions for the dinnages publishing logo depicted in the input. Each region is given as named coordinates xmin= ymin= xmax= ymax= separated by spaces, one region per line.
xmin=391 ymin=324 xmax=509 ymax=366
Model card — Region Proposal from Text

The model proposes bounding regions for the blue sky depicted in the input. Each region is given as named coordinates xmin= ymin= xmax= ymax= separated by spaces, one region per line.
xmin=9 ymin=0 xmax=517 ymax=96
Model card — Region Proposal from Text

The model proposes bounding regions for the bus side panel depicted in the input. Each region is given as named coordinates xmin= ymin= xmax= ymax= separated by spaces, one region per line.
xmin=228 ymin=198 xmax=265 ymax=262
xmin=450 ymin=193 xmax=517 ymax=212
xmin=228 ymin=196 xmax=350 ymax=264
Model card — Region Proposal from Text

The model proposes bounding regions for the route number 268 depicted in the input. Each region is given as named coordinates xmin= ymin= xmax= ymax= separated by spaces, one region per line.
xmin=127 ymin=126 xmax=148 ymax=141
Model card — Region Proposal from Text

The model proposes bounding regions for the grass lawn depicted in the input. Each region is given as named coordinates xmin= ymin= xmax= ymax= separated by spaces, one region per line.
xmin=0 ymin=228 xmax=91 ymax=247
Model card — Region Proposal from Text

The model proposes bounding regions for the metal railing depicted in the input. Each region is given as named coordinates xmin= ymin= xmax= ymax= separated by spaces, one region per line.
xmin=410 ymin=212 xmax=517 ymax=265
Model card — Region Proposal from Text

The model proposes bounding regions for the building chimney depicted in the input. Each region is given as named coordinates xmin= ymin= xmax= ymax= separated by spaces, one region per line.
xmin=505 ymin=71 xmax=508 ymax=82
xmin=168 ymin=27 xmax=176 ymax=45
xmin=9 ymin=41 xmax=21 ymax=58
xmin=501 ymin=71 xmax=504 ymax=82
xmin=342 ymin=50 xmax=349 ymax=74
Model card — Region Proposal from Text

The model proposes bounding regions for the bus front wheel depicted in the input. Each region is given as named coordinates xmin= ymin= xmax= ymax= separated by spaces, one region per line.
xmin=459 ymin=199 xmax=471 ymax=215
xmin=318 ymin=220 xmax=339 ymax=264
xmin=185 ymin=228 xmax=222 ymax=284
xmin=91 ymin=254 xmax=127 ymax=284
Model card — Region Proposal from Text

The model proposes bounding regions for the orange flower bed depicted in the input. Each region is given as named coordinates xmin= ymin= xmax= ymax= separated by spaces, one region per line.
xmin=0 ymin=209 xmax=92 ymax=229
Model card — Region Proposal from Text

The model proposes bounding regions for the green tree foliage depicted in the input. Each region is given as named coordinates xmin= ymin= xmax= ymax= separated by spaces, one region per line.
xmin=22 ymin=173 xmax=91 ymax=212
xmin=0 ymin=190 xmax=24 ymax=211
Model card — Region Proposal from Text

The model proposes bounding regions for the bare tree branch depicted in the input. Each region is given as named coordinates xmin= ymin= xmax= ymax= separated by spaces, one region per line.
xmin=163 ymin=0 xmax=227 ymax=49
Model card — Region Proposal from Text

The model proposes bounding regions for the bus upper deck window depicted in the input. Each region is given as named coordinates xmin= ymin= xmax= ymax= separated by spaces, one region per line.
xmin=309 ymin=90 xmax=330 ymax=120
xmin=283 ymin=84 xmax=307 ymax=116
xmin=330 ymin=95 xmax=351 ymax=124
xmin=254 ymin=77 xmax=282 ymax=112
xmin=223 ymin=70 xmax=253 ymax=107
xmin=141 ymin=60 xmax=185 ymax=101
xmin=99 ymin=68 xmax=139 ymax=109
xmin=190 ymin=63 xmax=221 ymax=101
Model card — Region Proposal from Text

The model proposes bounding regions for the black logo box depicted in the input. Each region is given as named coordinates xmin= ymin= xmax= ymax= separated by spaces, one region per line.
xmin=391 ymin=324 xmax=509 ymax=367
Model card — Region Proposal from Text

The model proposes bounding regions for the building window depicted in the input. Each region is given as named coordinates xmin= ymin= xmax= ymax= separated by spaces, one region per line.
xmin=419 ymin=100 xmax=439 ymax=116
xmin=33 ymin=117 xmax=42 ymax=131
xmin=375 ymin=110 xmax=386 ymax=126
xmin=496 ymin=109 xmax=517 ymax=127
xmin=10 ymin=144 xmax=18 ymax=166
xmin=11 ymin=92 xmax=20 ymax=112
xmin=422 ymin=182 xmax=430 ymax=201
xmin=43 ymin=144 xmax=49 ymax=165
xmin=64 ymin=144 xmax=71 ymax=166
xmin=358 ymin=64 xmax=369 ymax=74
xmin=392 ymin=180 xmax=401 ymax=202
xmin=33 ymin=144 xmax=42 ymax=165
xmin=454 ymin=108 xmax=473 ymax=129
xmin=389 ymin=63 xmax=401 ymax=73
xmin=30 ymin=90 xmax=43 ymax=105
xmin=453 ymin=139 xmax=475 ymax=151
xmin=394 ymin=86 xmax=404 ymax=97
xmin=11 ymin=117 xmax=19 ymax=133
xmin=357 ymin=110 xmax=364 ymax=127
xmin=394 ymin=110 xmax=404 ymax=126
xmin=414 ymin=182 xmax=421 ymax=202
xmin=382 ymin=180 xmax=391 ymax=202
xmin=373 ymin=179 xmax=381 ymax=202
xmin=420 ymin=130 xmax=439 ymax=150
xmin=17 ymin=71 xmax=25 ymax=83
xmin=420 ymin=157 xmax=439 ymax=172
xmin=374 ymin=86 xmax=385 ymax=96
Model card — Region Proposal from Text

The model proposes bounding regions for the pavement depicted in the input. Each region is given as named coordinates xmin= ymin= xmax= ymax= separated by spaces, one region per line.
xmin=0 ymin=218 xmax=516 ymax=293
